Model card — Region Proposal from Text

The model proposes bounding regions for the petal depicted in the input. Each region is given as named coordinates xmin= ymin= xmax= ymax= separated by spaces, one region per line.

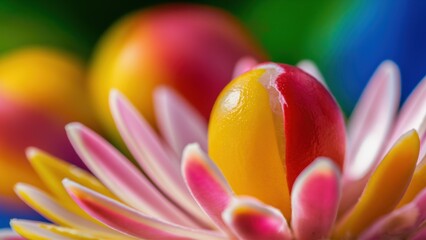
xmin=410 ymin=226 xmax=426 ymax=240
xmin=11 ymin=220 xmax=70 ymax=240
xmin=297 ymin=60 xmax=327 ymax=88
xmin=398 ymin=155 xmax=426 ymax=207
xmin=232 ymin=56 xmax=258 ymax=78
xmin=39 ymin=225 xmax=110 ymax=240
xmin=0 ymin=228 xmax=23 ymax=240
xmin=13 ymin=184 xmax=120 ymax=238
xmin=359 ymin=187 xmax=426 ymax=240
xmin=11 ymin=220 xmax=119 ymax=240
xmin=346 ymin=60 xmax=400 ymax=179
xmin=66 ymin=123 xmax=200 ymax=228
xmin=181 ymin=144 xmax=234 ymax=233
xmin=110 ymin=90 xmax=212 ymax=227
xmin=291 ymin=158 xmax=341 ymax=240
xmin=64 ymin=179 xmax=224 ymax=240
xmin=27 ymin=147 xmax=117 ymax=219
xmin=334 ymin=130 xmax=419 ymax=238
xmin=390 ymin=75 xmax=426 ymax=147
xmin=154 ymin=86 xmax=208 ymax=155
xmin=222 ymin=197 xmax=292 ymax=240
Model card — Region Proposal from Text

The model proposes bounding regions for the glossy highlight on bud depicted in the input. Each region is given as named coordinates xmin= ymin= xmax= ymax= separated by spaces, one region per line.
xmin=208 ymin=63 xmax=346 ymax=215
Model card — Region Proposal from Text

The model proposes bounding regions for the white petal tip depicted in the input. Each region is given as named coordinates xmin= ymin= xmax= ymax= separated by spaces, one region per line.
xmin=65 ymin=122 xmax=84 ymax=133
xmin=25 ymin=147 xmax=40 ymax=160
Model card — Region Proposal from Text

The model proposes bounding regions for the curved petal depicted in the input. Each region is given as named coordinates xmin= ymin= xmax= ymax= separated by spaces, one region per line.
xmin=182 ymin=144 xmax=234 ymax=234
xmin=64 ymin=179 xmax=224 ymax=240
xmin=0 ymin=228 xmax=23 ymax=240
xmin=66 ymin=123 xmax=200 ymax=228
xmin=11 ymin=220 xmax=123 ymax=240
xmin=334 ymin=130 xmax=419 ymax=238
xmin=390 ymin=75 xmax=426 ymax=148
xmin=27 ymin=147 xmax=118 ymax=219
xmin=410 ymin=226 xmax=426 ymax=240
xmin=346 ymin=60 xmax=400 ymax=179
xmin=297 ymin=60 xmax=326 ymax=88
xmin=10 ymin=220 xmax=71 ymax=240
xmin=13 ymin=183 xmax=122 ymax=238
xmin=222 ymin=197 xmax=292 ymax=240
xmin=232 ymin=57 xmax=258 ymax=78
xmin=110 ymin=90 xmax=212 ymax=228
xmin=291 ymin=158 xmax=341 ymax=240
xmin=398 ymin=155 xmax=426 ymax=207
xmin=154 ymin=87 xmax=208 ymax=155
xmin=360 ymin=187 xmax=426 ymax=240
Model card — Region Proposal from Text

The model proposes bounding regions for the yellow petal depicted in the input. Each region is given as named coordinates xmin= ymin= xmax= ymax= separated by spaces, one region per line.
xmin=41 ymin=224 xmax=103 ymax=240
xmin=11 ymin=219 xmax=67 ymax=240
xmin=11 ymin=219 xmax=116 ymax=240
xmin=28 ymin=148 xmax=119 ymax=220
xmin=334 ymin=130 xmax=419 ymax=239
xmin=397 ymin=155 xmax=426 ymax=208
xmin=14 ymin=184 xmax=127 ymax=239
xmin=208 ymin=69 xmax=290 ymax=217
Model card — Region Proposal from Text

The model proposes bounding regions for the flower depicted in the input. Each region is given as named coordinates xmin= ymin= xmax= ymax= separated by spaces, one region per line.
xmin=9 ymin=60 xmax=426 ymax=240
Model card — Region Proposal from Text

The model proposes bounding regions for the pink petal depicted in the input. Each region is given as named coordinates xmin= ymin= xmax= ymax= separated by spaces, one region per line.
xmin=64 ymin=179 xmax=224 ymax=240
xmin=154 ymin=86 xmax=208 ymax=156
xmin=181 ymin=144 xmax=234 ymax=233
xmin=232 ymin=56 xmax=258 ymax=78
xmin=390 ymin=75 xmax=426 ymax=149
xmin=109 ymin=90 xmax=212 ymax=227
xmin=410 ymin=226 xmax=426 ymax=240
xmin=222 ymin=197 xmax=292 ymax=240
xmin=297 ymin=60 xmax=327 ymax=88
xmin=419 ymin=118 xmax=426 ymax=160
xmin=66 ymin=123 xmax=200 ymax=228
xmin=346 ymin=60 xmax=400 ymax=180
xmin=0 ymin=228 xmax=24 ymax=240
xmin=13 ymin=183 xmax=117 ymax=236
xmin=360 ymin=187 xmax=426 ymax=240
xmin=291 ymin=158 xmax=341 ymax=240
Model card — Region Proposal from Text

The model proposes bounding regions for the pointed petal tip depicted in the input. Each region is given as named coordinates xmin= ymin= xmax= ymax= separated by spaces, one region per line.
xmin=182 ymin=143 xmax=202 ymax=160
xmin=294 ymin=157 xmax=341 ymax=185
xmin=65 ymin=122 xmax=84 ymax=134
xmin=380 ymin=59 xmax=398 ymax=69
xmin=398 ymin=129 xmax=420 ymax=148
xmin=62 ymin=178 xmax=81 ymax=193
xmin=153 ymin=85 xmax=177 ymax=106
xmin=62 ymin=178 xmax=82 ymax=198
xmin=108 ymin=88 xmax=128 ymax=113
xmin=25 ymin=147 xmax=41 ymax=160
xmin=375 ymin=60 xmax=400 ymax=86
xmin=62 ymin=178 xmax=73 ymax=189
xmin=232 ymin=56 xmax=258 ymax=78
xmin=109 ymin=88 xmax=122 ymax=100
xmin=13 ymin=183 xmax=29 ymax=194
xmin=153 ymin=85 xmax=172 ymax=96
xmin=222 ymin=197 xmax=291 ymax=240
xmin=223 ymin=197 xmax=284 ymax=222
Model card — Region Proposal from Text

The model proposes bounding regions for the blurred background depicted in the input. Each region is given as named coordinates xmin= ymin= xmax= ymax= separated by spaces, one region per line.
xmin=0 ymin=0 xmax=425 ymax=228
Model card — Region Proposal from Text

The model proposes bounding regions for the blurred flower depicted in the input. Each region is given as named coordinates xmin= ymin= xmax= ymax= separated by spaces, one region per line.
xmin=0 ymin=48 xmax=97 ymax=226
xmin=10 ymin=61 xmax=426 ymax=239
xmin=89 ymin=4 xmax=266 ymax=144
